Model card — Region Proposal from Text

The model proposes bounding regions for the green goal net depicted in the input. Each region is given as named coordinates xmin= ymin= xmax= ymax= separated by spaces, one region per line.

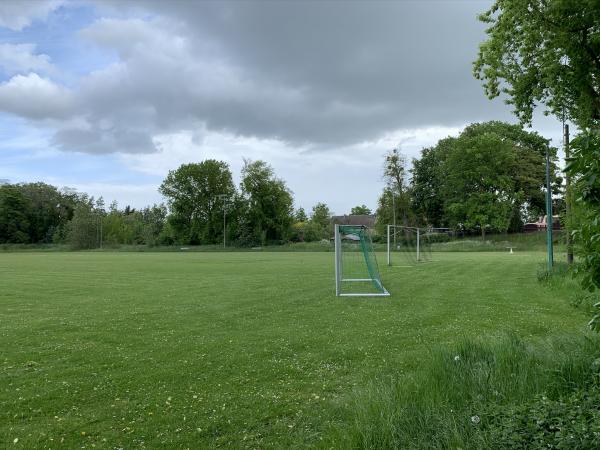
xmin=335 ymin=224 xmax=389 ymax=297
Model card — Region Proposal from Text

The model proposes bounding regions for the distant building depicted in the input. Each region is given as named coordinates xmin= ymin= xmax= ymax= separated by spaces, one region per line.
xmin=331 ymin=214 xmax=377 ymax=228
xmin=523 ymin=215 xmax=561 ymax=232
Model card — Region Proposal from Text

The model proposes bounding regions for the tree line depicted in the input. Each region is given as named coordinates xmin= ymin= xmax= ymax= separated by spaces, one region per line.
xmin=0 ymin=159 xmax=366 ymax=248
xmin=1 ymin=121 xmax=564 ymax=248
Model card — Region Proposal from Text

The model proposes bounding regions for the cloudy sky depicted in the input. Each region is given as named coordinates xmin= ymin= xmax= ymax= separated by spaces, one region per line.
xmin=0 ymin=0 xmax=566 ymax=214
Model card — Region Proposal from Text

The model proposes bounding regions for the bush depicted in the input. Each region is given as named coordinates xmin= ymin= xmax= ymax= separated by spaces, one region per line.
xmin=486 ymin=386 xmax=600 ymax=449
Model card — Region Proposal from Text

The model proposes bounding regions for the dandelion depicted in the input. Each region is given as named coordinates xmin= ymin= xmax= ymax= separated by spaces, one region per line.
xmin=471 ymin=415 xmax=480 ymax=424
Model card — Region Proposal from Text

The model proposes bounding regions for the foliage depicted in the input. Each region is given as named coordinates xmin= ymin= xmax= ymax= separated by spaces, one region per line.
xmin=411 ymin=137 xmax=454 ymax=227
xmin=376 ymin=148 xmax=413 ymax=232
xmin=568 ymin=131 xmax=600 ymax=329
xmin=0 ymin=183 xmax=79 ymax=244
xmin=0 ymin=185 xmax=31 ymax=243
xmin=159 ymin=160 xmax=235 ymax=245
xmin=486 ymin=386 xmax=600 ymax=449
xmin=445 ymin=129 xmax=517 ymax=237
xmin=474 ymin=0 xmax=600 ymax=128
xmin=294 ymin=207 xmax=307 ymax=222
xmin=409 ymin=122 xmax=558 ymax=235
xmin=240 ymin=159 xmax=294 ymax=245
xmin=350 ymin=204 xmax=372 ymax=215
xmin=309 ymin=202 xmax=332 ymax=240
xmin=66 ymin=196 xmax=100 ymax=250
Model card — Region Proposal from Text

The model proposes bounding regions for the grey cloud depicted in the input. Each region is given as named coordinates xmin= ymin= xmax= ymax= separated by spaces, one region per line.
xmin=1 ymin=1 xmax=509 ymax=154
xmin=0 ymin=73 xmax=74 ymax=120
xmin=53 ymin=127 xmax=156 ymax=154
xmin=0 ymin=1 xmax=64 ymax=31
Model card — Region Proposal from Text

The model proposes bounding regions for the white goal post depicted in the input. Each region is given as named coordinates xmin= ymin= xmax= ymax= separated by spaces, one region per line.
xmin=335 ymin=224 xmax=390 ymax=297
xmin=387 ymin=225 xmax=422 ymax=265
xmin=387 ymin=225 xmax=449 ymax=266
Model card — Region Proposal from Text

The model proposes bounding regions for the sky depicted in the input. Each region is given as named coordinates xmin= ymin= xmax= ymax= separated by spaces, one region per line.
xmin=0 ymin=0 xmax=568 ymax=215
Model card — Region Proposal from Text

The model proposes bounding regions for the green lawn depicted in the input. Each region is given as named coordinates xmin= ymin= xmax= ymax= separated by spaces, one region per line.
xmin=0 ymin=251 xmax=587 ymax=448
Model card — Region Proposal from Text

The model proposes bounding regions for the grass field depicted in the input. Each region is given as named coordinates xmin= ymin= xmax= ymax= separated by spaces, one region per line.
xmin=0 ymin=251 xmax=590 ymax=448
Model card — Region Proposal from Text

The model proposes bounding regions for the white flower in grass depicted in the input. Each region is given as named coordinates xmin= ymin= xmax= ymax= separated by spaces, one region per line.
xmin=454 ymin=355 xmax=460 ymax=361
xmin=471 ymin=415 xmax=480 ymax=424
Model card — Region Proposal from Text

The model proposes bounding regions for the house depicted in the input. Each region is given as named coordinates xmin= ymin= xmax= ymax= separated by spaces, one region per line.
xmin=523 ymin=215 xmax=561 ymax=232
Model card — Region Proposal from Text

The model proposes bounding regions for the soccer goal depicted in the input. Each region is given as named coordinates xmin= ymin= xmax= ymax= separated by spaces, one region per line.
xmin=386 ymin=225 xmax=449 ymax=266
xmin=335 ymin=224 xmax=390 ymax=297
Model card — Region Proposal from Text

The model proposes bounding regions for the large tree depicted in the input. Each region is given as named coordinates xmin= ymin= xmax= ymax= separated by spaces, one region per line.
xmin=411 ymin=122 xmax=558 ymax=233
xmin=379 ymin=148 xmax=412 ymax=230
xmin=240 ymin=160 xmax=294 ymax=245
xmin=411 ymin=137 xmax=456 ymax=227
xmin=474 ymin=0 xmax=600 ymax=127
xmin=444 ymin=131 xmax=517 ymax=238
xmin=159 ymin=160 xmax=236 ymax=245
xmin=309 ymin=202 xmax=332 ymax=240
xmin=350 ymin=205 xmax=372 ymax=215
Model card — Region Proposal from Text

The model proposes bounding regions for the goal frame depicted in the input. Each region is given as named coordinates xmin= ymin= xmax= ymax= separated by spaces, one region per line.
xmin=387 ymin=225 xmax=423 ymax=266
xmin=335 ymin=224 xmax=390 ymax=297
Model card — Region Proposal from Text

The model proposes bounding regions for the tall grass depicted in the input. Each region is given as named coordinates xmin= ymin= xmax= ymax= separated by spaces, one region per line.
xmin=326 ymin=334 xmax=600 ymax=449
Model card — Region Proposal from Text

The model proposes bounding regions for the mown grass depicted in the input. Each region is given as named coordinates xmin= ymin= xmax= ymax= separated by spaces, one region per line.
xmin=0 ymin=251 xmax=592 ymax=448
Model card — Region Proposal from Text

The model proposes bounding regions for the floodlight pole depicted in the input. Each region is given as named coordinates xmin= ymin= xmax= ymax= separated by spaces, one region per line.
xmin=545 ymin=148 xmax=554 ymax=271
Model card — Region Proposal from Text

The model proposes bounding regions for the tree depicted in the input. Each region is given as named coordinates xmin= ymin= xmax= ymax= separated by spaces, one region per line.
xmin=384 ymin=148 xmax=412 ymax=225
xmin=309 ymin=202 xmax=332 ymax=240
xmin=461 ymin=121 xmax=560 ymax=230
xmin=444 ymin=132 xmax=517 ymax=238
xmin=380 ymin=148 xmax=413 ymax=230
xmin=474 ymin=0 xmax=600 ymax=128
xmin=568 ymin=132 xmax=600 ymax=326
xmin=294 ymin=207 xmax=308 ymax=223
xmin=411 ymin=137 xmax=455 ymax=227
xmin=410 ymin=122 xmax=558 ymax=233
xmin=350 ymin=205 xmax=372 ymax=215
xmin=0 ymin=185 xmax=30 ymax=243
xmin=66 ymin=196 xmax=98 ymax=249
xmin=159 ymin=160 xmax=236 ymax=245
xmin=240 ymin=160 xmax=294 ymax=245
xmin=18 ymin=182 xmax=70 ymax=243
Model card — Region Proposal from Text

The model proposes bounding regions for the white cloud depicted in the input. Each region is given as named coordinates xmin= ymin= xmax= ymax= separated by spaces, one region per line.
xmin=0 ymin=43 xmax=54 ymax=75
xmin=120 ymin=125 xmax=462 ymax=213
xmin=0 ymin=73 xmax=74 ymax=120
xmin=0 ymin=0 xmax=64 ymax=31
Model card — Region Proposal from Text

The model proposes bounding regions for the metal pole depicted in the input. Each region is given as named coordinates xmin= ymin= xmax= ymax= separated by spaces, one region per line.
xmin=392 ymin=192 xmax=397 ymax=247
xmin=545 ymin=148 xmax=554 ymax=271
xmin=419 ymin=228 xmax=422 ymax=261
xmin=387 ymin=224 xmax=391 ymax=266
xmin=334 ymin=224 xmax=341 ymax=296
xmin=564 ymin=123 xmax=573 ymax=264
